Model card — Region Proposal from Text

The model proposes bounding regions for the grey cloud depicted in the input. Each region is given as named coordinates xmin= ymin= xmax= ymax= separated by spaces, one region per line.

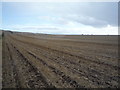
xmin=60 ymin=14 xmax=108 ymax=28
xmin=73 ymin=15 xmax=108 ymax=28
xmin=75 ymin=2 xmax=118 ymax=27
xmin=53 ymin=2 xmax=117 ymax=27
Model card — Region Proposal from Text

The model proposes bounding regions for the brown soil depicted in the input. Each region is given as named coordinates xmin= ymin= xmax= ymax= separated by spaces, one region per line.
xmin=2 ymin=31 xmax=119 ymax=88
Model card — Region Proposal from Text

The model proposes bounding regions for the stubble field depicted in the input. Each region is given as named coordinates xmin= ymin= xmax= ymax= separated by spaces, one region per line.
xmin=2 ymin=31 xmax=119 ymax=88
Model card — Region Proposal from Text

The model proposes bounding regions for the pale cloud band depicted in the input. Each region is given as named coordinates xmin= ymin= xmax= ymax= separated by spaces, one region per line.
xmin=4 ymin=24 xmax=118 ymax=35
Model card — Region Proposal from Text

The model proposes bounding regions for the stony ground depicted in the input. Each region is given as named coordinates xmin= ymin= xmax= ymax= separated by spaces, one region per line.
xmin=2 ymin=31 xmax=119 ymax=88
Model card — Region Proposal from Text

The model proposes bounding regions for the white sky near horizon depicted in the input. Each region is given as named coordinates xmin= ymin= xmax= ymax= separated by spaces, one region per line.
xmin=0 ymin=1 xmax=118 ymax=35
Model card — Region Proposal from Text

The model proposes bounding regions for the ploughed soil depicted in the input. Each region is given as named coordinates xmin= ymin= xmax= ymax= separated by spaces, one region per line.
xmin=2 ymin=31 xmax=119 ymax=88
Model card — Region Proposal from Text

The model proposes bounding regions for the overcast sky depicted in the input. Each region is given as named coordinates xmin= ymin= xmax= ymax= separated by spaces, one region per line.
xmin=1 ymin=2 xmax=118 ymax=35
